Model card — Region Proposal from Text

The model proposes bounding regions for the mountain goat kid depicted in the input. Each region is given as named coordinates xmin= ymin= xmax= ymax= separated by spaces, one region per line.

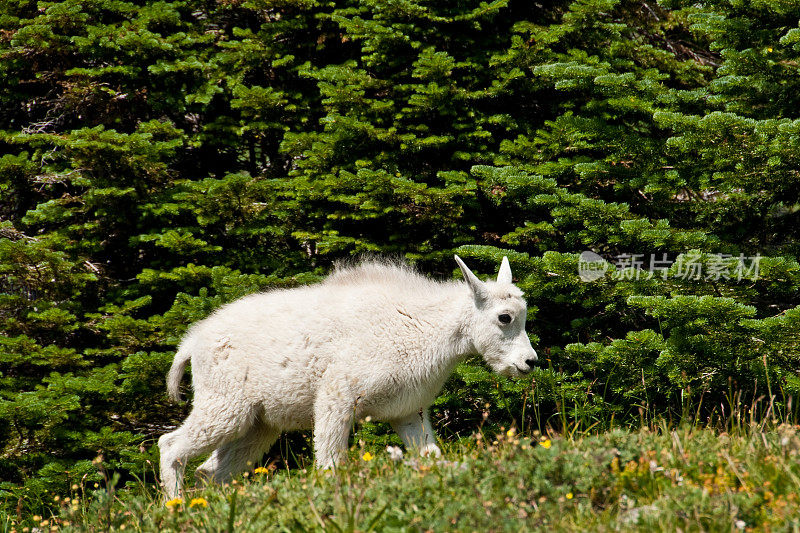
xmin=159 ymin=255 xmax=538 ymax=497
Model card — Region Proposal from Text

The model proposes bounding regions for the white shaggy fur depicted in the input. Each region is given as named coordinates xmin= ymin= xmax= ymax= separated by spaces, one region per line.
xmin=158 ymin=256 xmax=537 ymax=498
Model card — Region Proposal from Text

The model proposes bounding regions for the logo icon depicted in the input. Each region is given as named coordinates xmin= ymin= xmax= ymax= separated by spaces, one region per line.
xmin=578 ymin=251 xmax=609 ymax=282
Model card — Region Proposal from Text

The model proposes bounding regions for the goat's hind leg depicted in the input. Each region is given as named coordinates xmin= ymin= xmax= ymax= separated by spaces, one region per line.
xmin=195 ymin=421 xmax=279 ymax=486
xmin=158 ymin=405 xmax=255 ymax=499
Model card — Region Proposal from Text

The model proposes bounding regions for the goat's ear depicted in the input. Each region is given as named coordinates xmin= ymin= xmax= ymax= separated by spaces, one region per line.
xmin=497 ymin=256 xmax=513 ymax=284
xmin=455 ymin=255 xmax=489 ymax=302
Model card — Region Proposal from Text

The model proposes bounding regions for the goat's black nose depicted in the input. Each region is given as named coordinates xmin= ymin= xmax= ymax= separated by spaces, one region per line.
xmin=525 ymin=358 xmax=538 ymax=369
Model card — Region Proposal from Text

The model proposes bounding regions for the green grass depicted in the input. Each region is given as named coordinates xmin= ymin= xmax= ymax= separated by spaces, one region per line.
xmin=11 ymin=423 xmax=800 ymax=532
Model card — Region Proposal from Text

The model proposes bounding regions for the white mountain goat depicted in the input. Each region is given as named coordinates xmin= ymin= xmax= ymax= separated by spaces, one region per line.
xmin=158 ymin=256 xmax=538 ymax=498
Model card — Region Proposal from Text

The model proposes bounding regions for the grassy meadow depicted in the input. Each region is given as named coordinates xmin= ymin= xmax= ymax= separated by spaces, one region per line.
xmin=11 ymin=420 xmax=800 ymax=532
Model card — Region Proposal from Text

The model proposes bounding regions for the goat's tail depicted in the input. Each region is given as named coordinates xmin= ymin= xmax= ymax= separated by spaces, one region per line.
xmin=167 ymin=343 xmax=193 ymax=402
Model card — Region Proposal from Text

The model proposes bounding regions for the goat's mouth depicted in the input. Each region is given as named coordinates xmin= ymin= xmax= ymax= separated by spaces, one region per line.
xmin=513 ymin=364 xmax=531 ymax=375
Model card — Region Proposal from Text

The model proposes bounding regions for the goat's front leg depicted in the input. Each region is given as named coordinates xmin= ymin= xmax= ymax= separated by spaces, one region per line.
xmin=390 ymin=408 xmax=441 ymax=458
xmin=313 ymin=378 xmax=356 ymax=469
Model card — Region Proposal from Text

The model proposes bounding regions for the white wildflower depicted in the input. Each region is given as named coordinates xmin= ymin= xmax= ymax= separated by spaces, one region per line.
xmin=386 ymin=445 xmax=404 ymax=461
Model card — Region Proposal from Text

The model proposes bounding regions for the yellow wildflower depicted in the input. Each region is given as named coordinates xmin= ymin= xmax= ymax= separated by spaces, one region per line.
xmin=165 ymin=497 xmax=183 ymax=508
xmin=254 ymin=466 xmax=270 ymax=474
xmin=189 ymin=497 xmax=208 ymax=508
xmin=506 ymin=428 xmax=517 ymax=438
xmin=362 ymin=452 xmax=374 ymax=461
xmin=566 ymin=492 xmax=574 ymax=500
xmin=540 ymin=438 xmax=552 ymax=449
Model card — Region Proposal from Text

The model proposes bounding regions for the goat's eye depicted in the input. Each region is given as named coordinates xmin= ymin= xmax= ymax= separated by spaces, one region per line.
xmin=498 ymin=313 xmax=512 ymax=324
